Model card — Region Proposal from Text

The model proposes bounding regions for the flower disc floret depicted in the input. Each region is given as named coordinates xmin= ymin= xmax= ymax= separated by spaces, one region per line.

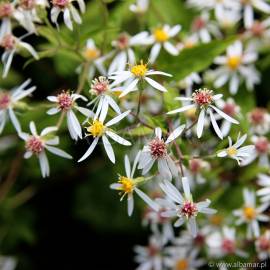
xmin=255 ymin=138 xmax=269 ymax=154
xmin=221 ymin=239 xmax=236 ymax=254
xmin=226 ymin=146 xmax=237 ymax=157
xmin=0 ymin=34 xmax=16 ymax=50
xmin=20 ymin=0 xmax=36 ymax=10
xmin=149 ymin=137 xmax=167 ymax=159
xmin=0 ymin=92 xmax=11 ymax=110
xmin=90 ymin=77 xmax=109 ymax=95
xmin=131 ymin=61 xmax=148 ymax=77
xmin=180 ymin=201 xmax=198 ymax=218
xmin=26 ymin=136 xmax=44 ymax=154
xmin=0 ymin=3 xmax=13 ymax=17
xmin=118 ymin=176 xmax=134 ymax=194
xmin=86 ymin=120 xmax=106 ymax=137
xmin=175 ymin=259 xmax=189 ymax=270
xmin=154 ymin=28 xmax=168 ymax=42
xmin=192 ymin=88 xmax=213 ymax=107
xmin=243 ymin=206 xmax=256 ymax=220
xmin=57 ymin=92 xmax=73 ymax=111
xmin=52 ymin=0 xmax=70 ymax=9
xmin=227 ymin=56 xmax=242 ymax=70
xmin=83 ymin=48 xmax=100 ymax=61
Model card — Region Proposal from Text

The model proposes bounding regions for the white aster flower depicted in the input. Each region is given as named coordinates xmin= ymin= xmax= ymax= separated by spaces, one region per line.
xmin=233 ymin=188 xmax=269 ymax=239
xmin=213 ymin=41 xmax=260 ymax=94
xmin=146 ymin=24 xmax=181 ymax=63
xmin=216 ymin=7 xmax=241 ymax=30
xmin=255 ymin=230 xmax=270 ymax=260
xmin=0 ymin=33 xmax=39 ymax=78
xmin=217 ymin=134 xmax=255 ymax=165
xmin=257 ymin=174 xmax=270 ymax=204
xmin=138 ymin=126 xmax=185 ymax=180
xmin=51 ymin=0 xmax=85 ymax=31
xmin=159 ymin=177 xmax=217 ymax=237
xmin=129 ymin=0 xmax=149 ymax=14
xmin=0 ymin=2 xmax=14 ymax=37
xmin=47 ymin=91 xmax=93 ymax=141
xmin=108 ymin=31 xmax=150 ymax=74
xmin=19 ymin=121 xmax=72 ymax=178
xmin=248 ymin=107 xmax=270 ymax=135
xmin=0 ymin=79 xmax=36 ymax=134
xmin=110 ymin=151 xmax=159 ymax=216
xmin=78 ymin=110 xmax=131 ymax=163
xmin=0 ymin=256 xmax=17 ymax=270
xmin=109 ymin=60 xmax=172 ymax=98
xmin=168 ymin=88 xmax=239 ymax=139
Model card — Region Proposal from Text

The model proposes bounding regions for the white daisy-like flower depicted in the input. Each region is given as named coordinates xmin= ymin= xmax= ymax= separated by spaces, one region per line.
xmin=0 ymin=256 xmax=17 ymax=270
xmin=129 ymin=0 xmax=149 ymax=14
xmin=78 ymin=110 xmax=131 ymax=163
xmin=134 ymin=235 xmax=165 ymax=270
xmin=0 ymin=2 xmax=14 ymax=37
xmin=138 ymin=126 xmax=185 ymax=180
xmin=248 ymin=107 xmax=270 ymax=135
xmin=110 ymin=151 xmax=159 ymax=216
xmin=213 ymin=40 xmax=260 ymax=94
xmin=145 ymin=24 xmax=181 ymax=63
xmin=167 ymin=88 xmax=239 ymax=139
xmin=47 ymin=91 xmax=93 ymax=141
xmin=206 ymin=227 xmax=248 ymax=258
xmin=0 ymin=79 xmax=36 ymax=134
xmin=216 ymin=7 xmax=241 ymax=30
xmin=233 ymin=188 xmax=269 ymax=239
xmin=159 ymin=177 xmax=217 ymax=237
xmin=108 ymin=31 xmax=150 ymax=74
xmin=255 ymin=230 xmax=270 ymax=260
xmin=257 ymin=174 xmax=270 ymax=204
xmin=51 ymin=0 xmax=85 ymax=31
xmin=109 ymin=60 xmax=172 ymax=98
xmin=0 ymin=33 xmax=39 ymax=78
xmin=217 ymin=134 xmax=255 ymax=165
xmin=236 ymin=0 xmax=270 ymax=28
xmin=176 ymin=34 xmax=199 ymax=52
xmin=19 ymin=121 xmax=72 ymax=178
xmin=177 ymin=72 xmax=201 ymax=97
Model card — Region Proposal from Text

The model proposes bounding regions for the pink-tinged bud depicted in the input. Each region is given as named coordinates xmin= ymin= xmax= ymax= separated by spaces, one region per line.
xmin=0 ymin=92 xmax=11 ymax=110
xmin=0 ymin=3 xmax=13 ymax=18
xmin=20 ymin=0 xmax=36 ymax=10
xmin=26 ymin=136 xmax=44 ymax=154
xmin=249 ymin=108 xmax=267 ymax=125
xmin=180 ymin=201 xmax=198 ymax=218
xmin=116 ymin=33 xmax=129 ymax=50
xmin=57 ymin=92 xmax=73 ymax=111
xmin=51 ymin=0 xmax=69 ymax=9
xmin=223 ymin=103 xmax=236 ymax=117
xmin=192 ymin=17 xmax=206 ymax=31
xmin=192 ymin=89 xmax=213 ymax=106
xmin=149 ymin=138 xmax=167 ymax=159
xmin=255 ymin=137 xmax=269 ymax=154
xmin=0 ymin=34 xmax=16 ymax=50
xmin=221 ymin=239 xmax=236 ymax=254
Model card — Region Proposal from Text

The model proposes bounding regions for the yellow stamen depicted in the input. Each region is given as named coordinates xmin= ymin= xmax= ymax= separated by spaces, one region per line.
xmin=227 ymin=56 xmax=241 ymax=70
xmin=226 ymin=147 xmax=237 ymax=157
xmin=131 ymin=61 xmax=148 ymax=77
xmin=84 ymin=48 xmax=100 ymax=60
xmin=176 ymin=259 xmax=189 ymax=270
xmin=154 ymin=28 xmax=169 ymax=42
xmin=86 ymin=120 xmax=105 ymax=137
xmin=244 ymin=207 xmax=256 ymax=220
xmin=118 ymin=176 xmax=134 ymax=193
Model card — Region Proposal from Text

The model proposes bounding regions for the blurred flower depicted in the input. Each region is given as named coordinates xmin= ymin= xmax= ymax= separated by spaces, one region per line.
xmin=0 ymin=79 xmax=36 ymax=134
xmin=47 ymin=91 xmax=93 ymax=141
xmin=186 ymin=158 xmax=210 ymax=185
xmin=0 ymin=2 xmax=14 ymax=37
xmin=0 ymin=256 xmax=17 ymax=270
xmin=109 ymin=60 xmax=172 ymax=98
xmin=129 ymin=0 xmax=149 ymax=14
xmin=159 ymin=177 xmax=217 ymax=237
xmin=146 ymin=24 xmax=181 ymax=63
xmin=78 ymin=110 xmax=131 ymax=163
xmin=255 ymin=230 xmax=270 ymax=260
xmin=19 ymin=121 xmax=72 ymax=178
xmin=248 ymin=107 xmax=270 ymax=135
xmin=216 ymin=7 xmax=241 ymax=30
xmin=176 ymin=34 xmax=199 ymax=51
xmin=217 ymin=134 xmax=254 ymax=165
xmin=257 ymin=174 xmax=270 ymax=204
xmin=168 ymin=88 xmax=239 ymax=139
xmin=110 ymin=151 xmax=159 ymax=216
xmin=138 ymin=126 xmax=185 ymax=180
xmin=233 ymin=189 xmax=269 ymax=238
xmin=51 ymin=0 xmax=85 ymax=31
xmin=213 ymin=41 xmax=260 ymax=94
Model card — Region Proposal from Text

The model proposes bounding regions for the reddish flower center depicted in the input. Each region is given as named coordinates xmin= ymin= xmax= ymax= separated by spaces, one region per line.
xmin=20 ymin=0 xmax=36 ymax=10
xmin=255 ymin=137 xmax=269 ymax=154
xmin=147 ymin=244 xmax=160 ymax=257
xmin=181 ymin=201 xmax=198 ymax=218
xmin=249 ymin=108 xmax=266 ymax=125
xmin=149 ymin=138 xmax=167 ymax=159
xmin=116 ymin=34 xmax=129 ymax=50
xmin=0 ymin=92 xmax=11 ymax=110
xmin=26 ymin=136 xmax=44 ymax=154
xmin=52 ymin=0 xmax=69 ymax=8
xmin=91 ymin=77 xmax=109 ymax=95
xmin=194 ymin=234 xmax=205 ymax=246
xmin=193 ymin=89 xmax=213 ymax=106
xmin=0 ymin=3 xmax=13 ymax=17
xmin=57 ymin=92 xmax=73 ymax=111
xmin=258 ymin=236 xmax=270 ymax=251
xmin=221 ymin=239 xmax=236 ymax=254
xmin=0 ymin=34 xmax=16 ymax=50
xmin=251 ymin=21 xmax=265 ymax=37
xmin=189 ymin=159 xmax=202 ymax=174
xmin=192 ymin=17 xmax=206 ymax=31
xmin=223 ymin=103 xmax=236 ymax=117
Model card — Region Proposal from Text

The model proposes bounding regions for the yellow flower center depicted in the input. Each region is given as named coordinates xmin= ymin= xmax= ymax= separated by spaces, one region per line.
xmin=210 ymin=214 xmax=223 ymax=226
xmin=226 ymin=147 xmax=237 ymax=157
xmin=86 ymin=120 xmax=105 ymax=137
xmin=131 ymin=61 xmax=148 ymax=77
xmin=175 ymin=259 xmax=189 ymax=270
xmin=118 ymin=176 xmax=134 ymax=193
xmin=184 ymin=40 xmax=195 ymax=48
xmin=244 ymin=207 xmax=256 ymax=220
xmin=227 ymin=56 xmax=242 ymax=70
xmin=154 ymin=28 xmax=169 ymax=42
xmin=84 ymin=48 xmax=100 ymax=60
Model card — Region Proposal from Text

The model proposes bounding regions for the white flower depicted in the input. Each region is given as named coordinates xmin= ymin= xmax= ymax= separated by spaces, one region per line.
xmin=109 ymin=60 xmax=172 ymax=98
xmin=0 ymin=255 xmax=17 ymax=270
xmin=248 ymin=107 xmax=270 ymax=135
xmin=110 ymin=151 xmax=159 ymax=216
xmin=51 ymin=0 xmax=85 ymax=31
xmin=177 ymin=72 xmax=201 ymax=97
xmin=257 ymin=174 xmax=270 ymax=204
xmin=146 ymin=24 xmax=181 ymax=63
xmin=217 ymin=134 xmax=255 ymax=165
xmin=0 ymin=79 xmax=36 ymax=134
xmin=159 ymin=177 xmax=217 ymax=237
xmin=108 ymin=31 xmax=150 ymax=74
xmin=0 ymin=2 xmax=14 ymax=37
xmin=213 ymin=40 xmax=260 ymax=94
xmin=233 ymin=188 xmax=269 ymax=238
xmin=206 ymin=227 xmax=248 ymax=258
xmin=167 ymin=88 xmax=239 ymax=139
xmin=19 ymin=121 xmax=72 ymax=178
xmin=186 ymin=158 xmax=210 ymax=185
xmin=176 ymin=34 xmax=199 ymax=52
xmin=134 ymin=236 xmax=165 ymax=270
xmin=47 ymin=91 xmax=93 ymax=141
xmin=0 ymin=33 xmax=39 ymax=78
xmin=138 ymin=126 xmax=185 ymax=180
xmin=129 ymin=0 xmax=149 ymax=14
xmin=216 ymin=7 xmax=241 ymax=29
xmin=255 ymin=230 xmax=270 ymax=260
xmin=78 ymin=110 xmax=131 ymax=163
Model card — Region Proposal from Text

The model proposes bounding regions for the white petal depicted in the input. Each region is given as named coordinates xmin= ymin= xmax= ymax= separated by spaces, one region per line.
xmin=145 ymin=77 xmax=167 ymax=92
xmin=167 ymin=104 xmax=196 ymax=115
xmin=197 ymin=109 xmax=205 ymax=138
xmin=102 ymin=135 xmax=115 ymax=163
xmin=78 ymin=137 xmax=99 ymax=162
xmin=125 ymin=155 xmax=131 ymax=178
xmin=105 ymin=131 xmax=131 ymax=146
xmin=106 ymin=110 xmax=130 ymax=127
xmin=210 ymin=105 xmax=239 ymax=124
xmin=165 ymin=124 xmax=185 ymax=144
xmin=45 ymin=145 xmax=72 ymax=159
xmin=135 ymin=188 xmax=159 ymax=211
xmin=149 ymin=43 xmax=161 ymax=63
xmin=209 ymin=109 xmax=223 ymax=139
